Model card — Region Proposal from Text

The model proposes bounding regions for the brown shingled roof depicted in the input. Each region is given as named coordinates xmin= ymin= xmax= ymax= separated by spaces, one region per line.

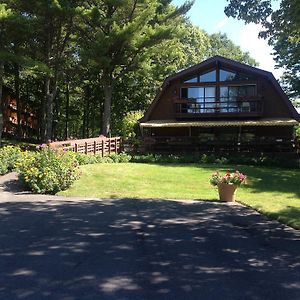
xmin=140 ymin=56 xmax=300 ymax=122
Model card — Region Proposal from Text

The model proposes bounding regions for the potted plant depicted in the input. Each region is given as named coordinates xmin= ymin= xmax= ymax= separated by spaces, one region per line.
xmin=210 ymin=171 xmax=247 ymax=202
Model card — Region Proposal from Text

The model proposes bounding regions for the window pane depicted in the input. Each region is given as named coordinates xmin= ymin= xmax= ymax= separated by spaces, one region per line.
xmin=220 ymin=97 xmax=228 ymax=112
xmin=238 ymin=86 xmax=247 ymax=97
xmin=196 ymin=98 xmax=204 ymax=103
xmin=188 ymin=87 xmax=204 ymax=98
xmin=236 ymin=73 xmax=256 ymax=81
xmin=184 ymin=77 xmax=198 ymax=83
xmin=205 ymin=98 xmax=216 ymax=110
xmin=220 ymin=69 xmax=236 ymax=81
xmin=246 ymin=85 xmax=255 ymax=96
xmin=229 ymin=87 xmax=238 ymax=97
xmin=205 ymin=87 xmax=215 ymax=97
xmin=181 ymin=88 xmax=188 ymax=99
xmin=229 ymin=96 xmax=237 ymax=103
xmin=199 ymin=70 xmax=216 ymax=82
xmin=220 ymin=87 xmax=228 ymax=97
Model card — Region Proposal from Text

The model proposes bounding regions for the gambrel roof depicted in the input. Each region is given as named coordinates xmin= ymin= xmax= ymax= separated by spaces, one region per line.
xmin=141 ymin=56 xmax=300 ymax=122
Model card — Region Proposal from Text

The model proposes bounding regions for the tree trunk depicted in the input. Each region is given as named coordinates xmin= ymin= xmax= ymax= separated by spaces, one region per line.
xmin=40 ymin=80 xmax=46 ymax=142
xmin=82 ymin=86 xmax=90 ymax=138
xmin=52 ymin=88 xmax=59 ymax=141
xmin=44 ymin=76 xmax=55 ymax=143
xmin=102 ymin=76 xmax=113 ymax=136
xmin=14 ymin=63 xmax=22 ymax=138
xmin=91 ymin=95 xmax=95 ymax=136
xmin=65 ymin=80 xmax=70 ymax=140
xmin=0 ymin=60 xmax=4 ymax=146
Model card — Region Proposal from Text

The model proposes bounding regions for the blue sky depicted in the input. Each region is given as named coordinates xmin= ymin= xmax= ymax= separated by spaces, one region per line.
xmin=172 ymin=0 xmax=283 ymax=78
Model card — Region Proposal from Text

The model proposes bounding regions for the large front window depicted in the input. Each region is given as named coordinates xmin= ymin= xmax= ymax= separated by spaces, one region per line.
xmin=181 ymin=87 xmax=216 ymax=113
xmin=220 ymin=85 xmax=256 ymax=112
xmin=180 ymin=66 xmax=258 ymax=114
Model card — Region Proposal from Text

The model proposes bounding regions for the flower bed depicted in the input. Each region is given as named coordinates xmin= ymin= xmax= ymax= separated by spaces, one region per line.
xmin=17 ymin=148 xmax=80 ymax=194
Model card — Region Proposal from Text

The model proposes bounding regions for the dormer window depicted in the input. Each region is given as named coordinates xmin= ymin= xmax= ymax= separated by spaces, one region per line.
xmin=183 ymin=69 xmax=217 ymax=83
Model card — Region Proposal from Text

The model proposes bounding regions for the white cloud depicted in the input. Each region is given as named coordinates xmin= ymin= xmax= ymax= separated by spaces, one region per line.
xmin=238 ymin=23 xmax=284 ymax=79
xmin=214 ymin=18 xmax=229 ymax=31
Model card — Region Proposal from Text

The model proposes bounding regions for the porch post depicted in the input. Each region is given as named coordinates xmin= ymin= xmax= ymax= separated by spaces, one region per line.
xmin=237 ymin=126 xmax=242 ymax=152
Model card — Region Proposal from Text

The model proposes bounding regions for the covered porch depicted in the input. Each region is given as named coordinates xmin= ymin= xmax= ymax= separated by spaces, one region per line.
xmin=140 ymin=118 xmax=298 ymax=153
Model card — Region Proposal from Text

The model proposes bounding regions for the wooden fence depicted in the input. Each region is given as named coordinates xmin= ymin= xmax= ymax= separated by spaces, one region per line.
xmin=49 ymin=136 xmax=122 ymax=156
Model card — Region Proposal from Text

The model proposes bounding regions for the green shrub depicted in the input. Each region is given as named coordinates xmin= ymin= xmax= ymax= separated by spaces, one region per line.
xmin=72 ymin=152 xmax=132 ymax=165
xmin=17 ymin=148 xmax=80 ymax=194
xmin=73 ymin=152 xmax=99 ymax=165
xmin=0 ymin=146 xmax=22 ymax=175
xmin=120 ymin=111 xmax=144 ymax=139
xmin=129 ymin=152 xmax=299 ymax=169
xmin=108 ymin=153 xmax=132 ymax=163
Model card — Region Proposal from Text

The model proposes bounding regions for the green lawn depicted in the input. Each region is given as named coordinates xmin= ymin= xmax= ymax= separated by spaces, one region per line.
xmin=59 ymin=163 xmax=300 ymax=229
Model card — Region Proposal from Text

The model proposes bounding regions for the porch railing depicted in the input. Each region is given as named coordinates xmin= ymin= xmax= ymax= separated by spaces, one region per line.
xmin=49 ymin=136 xmax=122 ymax=156
xmin=174 ymin=98 xmax=263 ymax=117
xmin=143 ymin=136 xmax=294 ymax=152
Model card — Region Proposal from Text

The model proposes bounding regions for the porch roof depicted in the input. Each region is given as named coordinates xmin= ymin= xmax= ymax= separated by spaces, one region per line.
xmin=140 ymin=118 xmax=299 ymax=128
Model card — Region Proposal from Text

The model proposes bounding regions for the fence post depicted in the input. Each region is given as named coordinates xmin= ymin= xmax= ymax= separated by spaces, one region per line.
xmin=102 ymin=140 xmax=104 ymax=157
xmin=108 ymin=138 xmax=111 ymax=155
xmin=75 ymin=143 xmax=78 ymax=153
xmin=85 ymin=142 xmax=88 ymax=154
xmin=94 ymin=141 xmax=96 ymax=155
xmin=115 ymin=137 xmax=118 ymax=154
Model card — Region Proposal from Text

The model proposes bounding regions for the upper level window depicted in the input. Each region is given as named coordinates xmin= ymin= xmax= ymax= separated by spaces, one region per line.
xmin=181 ymin=86 xmax=216 ymax=113
xmin=184 ymin=68 xmax=255 ymax=84
xmin=220 ymin=69 xmax=236 ymax=81
xmin=220 ymin=68 xmax=256 ymax=81
xmin=220 ymin=85 xmax=256 ymax=112
xmin=200 ymin=70 xmax=216 ymax=82
xmin=183 ymin=69 xmax=217 ymax=83
xmin=184 ymin=77 xmax=198 ymax=83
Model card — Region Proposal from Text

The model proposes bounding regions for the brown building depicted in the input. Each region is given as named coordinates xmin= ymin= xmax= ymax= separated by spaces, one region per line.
xmin=1 ymin=87 xmax=38 ymax=138
xmin=140 ymin=56 xmax=300 ymax=152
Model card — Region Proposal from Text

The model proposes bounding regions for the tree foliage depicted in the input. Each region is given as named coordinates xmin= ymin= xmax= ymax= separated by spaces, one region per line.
xmin=0 ymin=0 xmax=257 ymax=142
xmin=225 ymin=0 xmax=300 ymax=97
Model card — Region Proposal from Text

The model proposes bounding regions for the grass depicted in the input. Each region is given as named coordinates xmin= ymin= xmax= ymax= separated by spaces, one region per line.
xmin=59 ymin=163 xmax=300 ymax=229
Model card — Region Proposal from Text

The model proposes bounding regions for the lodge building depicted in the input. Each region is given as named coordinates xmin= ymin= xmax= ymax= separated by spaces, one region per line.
xmin=1 ymin=87 xmax=37 ymax=138
xmin=140 ymin=56 xmax=300 ymax=152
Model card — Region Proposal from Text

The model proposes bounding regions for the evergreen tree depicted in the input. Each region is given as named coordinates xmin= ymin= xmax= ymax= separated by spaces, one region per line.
xmin=77 ymin=0 xmax=193 ymax=136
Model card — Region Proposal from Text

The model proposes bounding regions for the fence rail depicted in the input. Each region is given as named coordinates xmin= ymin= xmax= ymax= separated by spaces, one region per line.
xmin=49 ymin=136 xmax=122 ymax=156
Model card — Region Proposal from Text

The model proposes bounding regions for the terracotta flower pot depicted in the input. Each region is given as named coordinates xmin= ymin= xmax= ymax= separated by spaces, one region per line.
xmin=217 ymin=183 xmax=238 ymax=202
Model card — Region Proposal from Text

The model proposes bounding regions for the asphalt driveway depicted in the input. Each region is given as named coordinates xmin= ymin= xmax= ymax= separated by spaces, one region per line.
xmin=0 ymin=173 xmax=300 ymax=300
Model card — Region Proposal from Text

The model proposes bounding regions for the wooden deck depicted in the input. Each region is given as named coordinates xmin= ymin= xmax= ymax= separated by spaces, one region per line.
xmin=49 ymin=136 xmax=122 ymax=156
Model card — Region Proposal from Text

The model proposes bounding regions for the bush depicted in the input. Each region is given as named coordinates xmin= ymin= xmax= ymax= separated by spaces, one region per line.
xmin=0 ymin=146 xmax=22 ymax=175
xmin=73 ymin=152 xmax=99 ymax=165
xmin=17 ymin=148 xmax=80 ymax=194
xmin=120 ymin=111 xmax=144 ymax=139
xmin=108 ymin=153 xmax=132 ymax=163
xmin=72 ymin=152 xmax=132 ymax=165
xmin=129 ymin=152 xmax=299 ymax=169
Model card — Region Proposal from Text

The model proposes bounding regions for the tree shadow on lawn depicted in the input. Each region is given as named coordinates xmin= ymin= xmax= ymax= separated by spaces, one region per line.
xmin=0 ymin=198 xmax=300 ymax=300
xmin=252 ymin=205 xmax=300 ymax=230
xmin=154 ymin=163 xmax=300 ymax=198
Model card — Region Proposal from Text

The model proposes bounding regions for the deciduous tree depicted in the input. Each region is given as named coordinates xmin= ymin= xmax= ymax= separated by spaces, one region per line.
xmin=225 ymin=0 xmax=300 ymax=97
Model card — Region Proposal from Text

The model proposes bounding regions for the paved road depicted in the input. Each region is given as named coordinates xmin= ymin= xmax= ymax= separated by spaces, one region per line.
xmin=0 ymin=173 xmax=300 ymax=300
